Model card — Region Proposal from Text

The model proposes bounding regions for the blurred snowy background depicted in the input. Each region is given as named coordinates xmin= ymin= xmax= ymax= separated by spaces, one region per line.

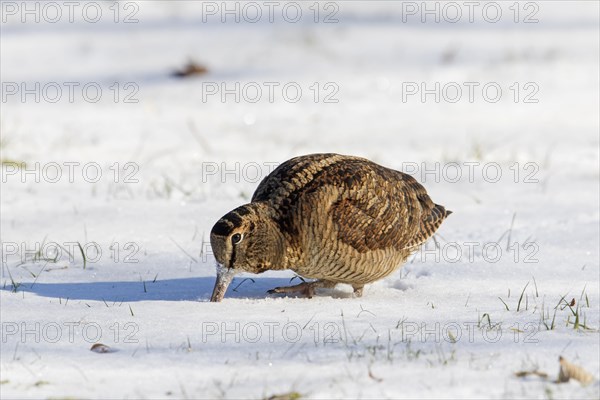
xmin=1 ymin=1 xmax=599 ymax=398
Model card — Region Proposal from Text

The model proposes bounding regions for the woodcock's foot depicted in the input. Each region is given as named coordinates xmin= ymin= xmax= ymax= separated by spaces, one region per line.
xmin=268 ymin=280 xmax=336 ymax=299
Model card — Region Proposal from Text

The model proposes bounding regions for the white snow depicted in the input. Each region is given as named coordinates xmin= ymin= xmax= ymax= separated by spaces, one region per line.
xmin=1 ymin=1 xmax=599 ymax=399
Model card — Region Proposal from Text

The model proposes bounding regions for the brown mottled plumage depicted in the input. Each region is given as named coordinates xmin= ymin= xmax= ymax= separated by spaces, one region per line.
xmin=209 ymin=153 xmax=451 ymax=301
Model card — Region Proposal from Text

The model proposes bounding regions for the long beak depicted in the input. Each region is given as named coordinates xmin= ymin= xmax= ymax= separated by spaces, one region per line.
xmin=210 ymin=264 xmax=236 ymax=302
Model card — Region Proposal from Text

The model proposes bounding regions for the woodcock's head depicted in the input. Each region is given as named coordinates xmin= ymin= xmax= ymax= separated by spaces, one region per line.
xmin=209 ymin=203 xmax=285 ymax=302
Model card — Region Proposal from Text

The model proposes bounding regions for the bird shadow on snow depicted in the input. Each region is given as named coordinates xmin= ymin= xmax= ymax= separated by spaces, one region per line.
xmin=8 ymin=276 xmax=311 ymax=303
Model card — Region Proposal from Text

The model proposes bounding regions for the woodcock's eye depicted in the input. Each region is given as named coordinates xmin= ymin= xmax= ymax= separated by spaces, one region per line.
xmin=231 ymin=233 xmax=242 ymax=245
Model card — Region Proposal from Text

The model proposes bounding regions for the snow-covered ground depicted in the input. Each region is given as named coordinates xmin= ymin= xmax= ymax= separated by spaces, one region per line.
xmin=1 ymin=1 xmax=599 ymax=398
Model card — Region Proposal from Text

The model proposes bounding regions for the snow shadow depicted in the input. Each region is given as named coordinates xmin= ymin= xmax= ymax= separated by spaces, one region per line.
xmin=8 ymin=276 xmax=297 ymax=303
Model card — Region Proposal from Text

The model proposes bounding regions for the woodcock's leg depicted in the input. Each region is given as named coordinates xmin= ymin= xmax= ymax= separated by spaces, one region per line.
xmin=268 ymin=280 xmax=336 ymax=299
xmin=352 ymin=285 xmax=364 ymax=297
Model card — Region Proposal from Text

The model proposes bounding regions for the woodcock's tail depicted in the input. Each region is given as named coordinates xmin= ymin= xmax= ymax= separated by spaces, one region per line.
xmin=406 ymin=203 xmax=452 ymax=249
